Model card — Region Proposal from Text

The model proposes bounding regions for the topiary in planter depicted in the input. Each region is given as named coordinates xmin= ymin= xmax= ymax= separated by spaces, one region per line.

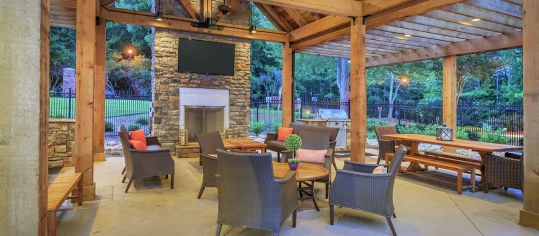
xmin=284 ymin=134 xmax=302 ymax=152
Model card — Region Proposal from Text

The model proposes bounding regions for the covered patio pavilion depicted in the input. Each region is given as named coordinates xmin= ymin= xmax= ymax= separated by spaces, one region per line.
xmin=2 ymin=0 xmax=539 ymax=235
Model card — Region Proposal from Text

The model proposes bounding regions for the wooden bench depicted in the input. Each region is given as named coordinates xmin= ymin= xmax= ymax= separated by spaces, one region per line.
xmin=47 ymin=172 xmax=83 ymax=236
xmin=424 ymin=151 xmax=483 ymax=169
xmin=386 ymin=153 xmax=476 ymax=194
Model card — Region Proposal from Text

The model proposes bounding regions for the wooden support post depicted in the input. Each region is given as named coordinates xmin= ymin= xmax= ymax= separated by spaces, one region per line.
xmin=349 ymin=16 xmax=366 ymax=163
xmin=282 ymin=42 xmax=293 ymax=127
xmin=93 ymin=17 xmax=106 ymax=162
xmin=75 ymin=0 xmax=97 ymax=201
xmin=443 ymin=55 xmax=457 ymax=152
xmin=521 ymin=0 xmax=539 ymax=229
xmin=40 ymin=0 xmax=51 ymax=233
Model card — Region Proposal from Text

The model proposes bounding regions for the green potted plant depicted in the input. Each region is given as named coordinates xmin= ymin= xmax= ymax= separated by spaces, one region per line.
xmin=284 ymin=134 xmax=302 ymax=170
xmin=250 ymin=121 xmax=265 ymax=137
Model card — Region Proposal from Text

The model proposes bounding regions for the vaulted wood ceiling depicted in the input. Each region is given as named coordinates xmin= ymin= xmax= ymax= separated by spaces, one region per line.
xmin=50 ymin=0 xmax=524 ymax=67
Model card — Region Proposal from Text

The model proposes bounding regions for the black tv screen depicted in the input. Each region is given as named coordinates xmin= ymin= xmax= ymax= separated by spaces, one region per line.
xmin=178 ymin=39 xmax=235 ymax=76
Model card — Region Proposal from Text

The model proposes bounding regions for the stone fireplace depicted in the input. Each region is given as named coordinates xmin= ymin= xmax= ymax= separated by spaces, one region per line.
xmin=179 ymin=88 xmax=229 ymax=141
xmin=151 ymin=0 xmax=252 ymax=157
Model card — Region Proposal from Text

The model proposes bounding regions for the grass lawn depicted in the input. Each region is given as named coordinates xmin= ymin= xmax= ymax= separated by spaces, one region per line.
xmin=50 ymin=97 xmax=151 ymax=118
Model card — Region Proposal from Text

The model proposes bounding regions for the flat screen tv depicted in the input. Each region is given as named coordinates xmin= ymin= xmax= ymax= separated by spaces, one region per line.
xmin=178 ymin=39 xmax=235 ymax=76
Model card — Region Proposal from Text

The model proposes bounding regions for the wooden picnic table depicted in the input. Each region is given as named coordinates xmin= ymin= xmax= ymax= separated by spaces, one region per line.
xmin=382 ymin=133 xmax=523 ymax=189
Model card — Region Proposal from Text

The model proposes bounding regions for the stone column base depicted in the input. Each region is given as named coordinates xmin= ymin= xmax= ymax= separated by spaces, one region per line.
xmin=520 ymin=209 xmax=539 ymax=229
xmin=94 ymin=152 xmax=106 ymax=162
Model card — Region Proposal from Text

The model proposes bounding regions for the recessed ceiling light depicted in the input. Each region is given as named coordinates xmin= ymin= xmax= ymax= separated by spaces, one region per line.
xmin=404 ymin=34 xmax=412 ymax=37
xmin=471 ymin=18 xmax=481 ymax=22
xmin=460 ymin=21 xmax=472 ymax=26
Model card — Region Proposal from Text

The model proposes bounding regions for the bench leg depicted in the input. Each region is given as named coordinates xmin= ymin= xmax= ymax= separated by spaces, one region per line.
xmin=77 ymin=178 xmax=83 ymax=205
xmin=471 ymin=170 xmax=476 ymax=192
xmin=48 ymin=210 xmax=56 ymax=236
xmin=457 ymin=170 xmax=463 ymax=194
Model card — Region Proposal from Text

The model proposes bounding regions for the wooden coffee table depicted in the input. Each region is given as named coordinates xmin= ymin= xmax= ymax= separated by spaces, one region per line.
xmin=273 ymin=162 xmax=329 ymax=211
xmin=223 ymin=138 xmax=268 ymax=152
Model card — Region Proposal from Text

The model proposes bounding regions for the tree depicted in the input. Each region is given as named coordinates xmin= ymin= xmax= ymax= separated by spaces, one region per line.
xmin=336 ymin=58 xmax=350 ymax=109
xmin=49 ymin=27 xmax=76 ymax=90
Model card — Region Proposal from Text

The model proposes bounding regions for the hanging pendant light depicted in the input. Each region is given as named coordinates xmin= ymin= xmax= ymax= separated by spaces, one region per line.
xmin=218 ymin=0 xmax=232 ymax=15
xmin=249 ymin=0 xmax=256 ymax=34
xmin=156 ymin=0 xmax=163 ymax=21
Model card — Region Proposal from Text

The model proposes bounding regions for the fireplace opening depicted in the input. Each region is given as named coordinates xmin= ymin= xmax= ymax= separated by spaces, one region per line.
xmin=184 ymin=106 xmax=225 ymax=142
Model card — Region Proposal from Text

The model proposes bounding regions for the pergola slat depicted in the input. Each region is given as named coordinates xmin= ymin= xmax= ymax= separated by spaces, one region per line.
xmin=441 ymin=3 xmax=522 ymax=28
xmin=367 ymin=29 xmax=449 ymax=45
xmin=424 ymin=10 xmax=520 ymax=34
xmin=376 ymin=25 xmax=466 ymax=42
xmin=366 ymin=33 xmax=435 ymax=48
xmin=388 ymin=20 xmax=480 ymax=40
xmin=464 ymin=0 xmax=522 ymax=18
xmin=404 ymin=15 xmax=497 ymax=37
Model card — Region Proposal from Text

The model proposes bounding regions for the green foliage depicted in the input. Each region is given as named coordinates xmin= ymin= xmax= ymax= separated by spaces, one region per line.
xmin=105 ymin=122 xmax=114 ymax=132
xmin=250 ymin=121 xmax=265 ymax=136
xmin=288 ymin=158 xmax=299 ymax=164
xmin=273 ymin=122 xmax=282 ymax=133
xmin=128 ymin=124 xmax=140 ymax=131
xmin=479 ymin=129 xmax=510 ymax=144
xmin=284 ymin=134 xmax=302 ymax=152
xmin=106 ymin=52 xmax=152 ymax=95
xmin=456 ymin=128 xmax=469 ymax=140
xmin=366 ymin=119 xmax=389 ymax=139
xmin=135 ymin=117 xmax=149 ymax=126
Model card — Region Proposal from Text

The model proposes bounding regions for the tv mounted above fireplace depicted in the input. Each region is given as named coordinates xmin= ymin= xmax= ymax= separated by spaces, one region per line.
xmin=178 ymin=39 xmax=235 ymax=76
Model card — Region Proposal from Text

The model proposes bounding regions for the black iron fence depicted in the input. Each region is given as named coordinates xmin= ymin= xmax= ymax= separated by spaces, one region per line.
xmin=49 ymin=89 xmax=152 ymax=138
xmin=250 ymin=98 xmax=523 ymax=145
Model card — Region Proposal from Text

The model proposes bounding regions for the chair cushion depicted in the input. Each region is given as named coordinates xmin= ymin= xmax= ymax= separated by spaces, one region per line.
xmin=296 ymin=149 xmax=326 ymax=164
xmin=129 ymin=129 xmax=147 ymax=146
xmin=277 ymin=127 xmax=293 ymax=141
xmin=267 ymin=140 xmax=286 ymax=151
xmin=129 ymin=140 xmax=148 ymax=150
xmin=372 ymin=166 xmax=386 ymax=174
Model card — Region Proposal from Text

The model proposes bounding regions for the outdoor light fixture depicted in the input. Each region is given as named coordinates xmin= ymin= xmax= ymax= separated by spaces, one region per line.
xmin=471 ymin=18 xmax=481 ymax=22
xmin=248 ymin=0 xmax=256 ymax=34
xmin=218 ymin=0 xmax=232 ymax=15
xmin=399 ymin=75 xmax=411 ymax=85
xmin=404 ymin=34 xmax=411 ymax=37
xmin=156 ymin=0 xmax=163 ymax=21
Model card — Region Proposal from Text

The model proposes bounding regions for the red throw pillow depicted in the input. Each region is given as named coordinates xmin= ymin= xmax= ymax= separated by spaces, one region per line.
xmin=295 ymin=149 xmax=327 ymax=164
xmin=128 ymin=140 xmax=148 ymax=150
xmin=129 ymin=129 xmax=147 ymax=146
xmin=277 ymin=127 xmax=293 ymax=141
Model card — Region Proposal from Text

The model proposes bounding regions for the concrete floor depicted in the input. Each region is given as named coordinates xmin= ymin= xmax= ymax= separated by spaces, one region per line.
xmin=56 ymin=151 xmax=538 ymax=236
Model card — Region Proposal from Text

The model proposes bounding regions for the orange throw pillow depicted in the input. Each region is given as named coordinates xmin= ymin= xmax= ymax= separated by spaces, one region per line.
xmin=129 ymin=129 xmax=147 ymax=146
xmin=129 ymin=140 xmax=148 ymax=150
xmin=277 ymin=127 xmax=293 ymax=141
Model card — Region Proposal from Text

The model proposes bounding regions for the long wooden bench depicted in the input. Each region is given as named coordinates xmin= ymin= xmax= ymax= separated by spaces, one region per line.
xmin=386 ymin=153 xmax=476 ymax=194
xmin=424 ymin=151 xmax=483 ymax=169
xmin=47 ymin=172 xmax=83 ymax=236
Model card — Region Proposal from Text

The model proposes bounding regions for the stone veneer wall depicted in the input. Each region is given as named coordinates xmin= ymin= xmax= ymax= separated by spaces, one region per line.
xmin=48 ymin=119 xmax=76 ymax=168
xmin=152 ymin=30 xmax=251 ymax=157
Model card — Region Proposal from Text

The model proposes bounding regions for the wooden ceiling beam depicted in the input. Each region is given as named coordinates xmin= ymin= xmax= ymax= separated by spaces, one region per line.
xmin=365 ymin=33 xmax=434 ymax=47
xmin=283 ymin=8 xmax=308 ymax=27
xmin=403 ymin=15 xmax=497 ymax=37
xmin=464 ymin=0 xmax=522 ymax=18
xmin=251 ymin=0 xmax=362 ymax=16
xmin=178 ymin=0 xmax=198 ymax=20
xmin=289 ymin=16 xmax=350 ymax=42
xmin=375 ymin=25 xmax=463 ymax=42
xmin=388 ymin=20 xmax=478 ymax=40
xmin=441 ymin=3 xmax=522 ymax=28
xmin=255 ymin=3 xmax=293 ymax=31
xmin=423 ymin=10 xmax=519 ymax=34
xmin=367 ymin=29 xmax=448 ymax=45
xmin=366 ymin=31 xmax=522 ymax=67
xmin=291 ymin=27 xmax=349 ymax=50
xmin=100 ymin=6 xmax=288 ymax=42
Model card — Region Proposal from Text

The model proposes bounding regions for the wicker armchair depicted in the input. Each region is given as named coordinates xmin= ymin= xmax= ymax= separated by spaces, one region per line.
xmin=282 ymin=130 xmax=334 ymax=199
xmin=215 ymin=150 xmax=298 ymax=236
xmin=196 ymin=132 xmax=225 ymax=199
xmin=483 ymin=152 xmax=523 ymax=192
xmin=118 ymin=125 xmax=175 ymax=193
xmin=329 ymin=145 xmax=408 ymax=236
xmin=375 ymin=125 xmax=399 ymax=164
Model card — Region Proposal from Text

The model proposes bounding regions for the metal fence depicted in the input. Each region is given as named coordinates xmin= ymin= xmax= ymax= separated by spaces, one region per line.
xmin=49 ymin=89 xmax=152 ymax=138
xmin=250 ymin=98 xmax=523 ymax=145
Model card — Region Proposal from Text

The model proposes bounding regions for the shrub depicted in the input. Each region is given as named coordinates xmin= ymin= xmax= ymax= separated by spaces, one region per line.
xmin=456 ymin=127 xmax=469 ymax=140
xmin=284 ymin=134 xmax=302 ymax=152
xmin=105 ymin=122 xmax=114 ymax=132
xmin=273 ymin=122 xmax=282 ymax=133
xmin=128 ymin=124 xmax=140 ymax=131
xmin=135 ymin=117 xmax=149 ymax=126
xmin=397 ymin=123 xmax=422 ymax=134
xmin=250 ymin=121 xmax=265 ymax=137
xmin=479 ymin=129 xmax=510 ymax=144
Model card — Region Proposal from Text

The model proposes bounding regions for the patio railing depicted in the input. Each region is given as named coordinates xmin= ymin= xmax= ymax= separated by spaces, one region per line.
xmin=49 ymin=89 xmax=152 ymax=138
xmin=250 ymin=99 xmax=523 ymax=145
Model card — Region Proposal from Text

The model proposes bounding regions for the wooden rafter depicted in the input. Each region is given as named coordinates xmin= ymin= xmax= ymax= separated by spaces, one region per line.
xmin=292 ymin=26 xmax=350 ymax=50
xmin=367 ymin=29 xmax=449 ymax=45
xmin=403 ymin=15 xmax=497 ymax=37
xmin=423 ymin=10 xmax=519 ymax=34
xmin=283 ymin=8 xmax=308 ymax=27
xmin=375 ymin=25 xmax=463 ymax=42
xmin=289 ymin=16 xmax=349 ymax=42
xmin=100 ymin=0 xmax=117 ymax=6
xmin=251 ymin=0 xmax=362 ymax=16
xmin=366 ymin=31 xmax=522 ymax=67
xmin=388 ymin=21 xmax=478 ymax=40
xmin=100 ymin=6 xmax=288 ymax=42
xmin=178 ymin=0 xmax=198 ymax=20
xmin=254 ymin=3 xmax=293 ymax=31
xmin=441 ymin=3 xmax=522 ymax=28
xmin=464 ymin=0 xmax=522 ymax=18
